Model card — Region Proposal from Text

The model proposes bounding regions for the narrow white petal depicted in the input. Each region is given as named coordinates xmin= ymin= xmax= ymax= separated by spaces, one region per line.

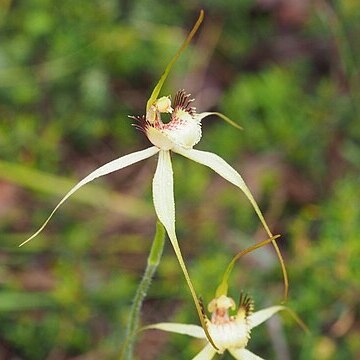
xmin=173 ymin=147 xmax=288 ymax=299
xmin=192 ymin=343 xmax=217 ymax=360
xmin=152 ymin=150 xmax=176 ymax=232
xmin=144 ymin=323 xmax=206 ymax=339
xmin=173 ymin=147 xmax=269 ymax=233
xmin=20 ymin=146 xmax=159 ymax=247
xmin=152 ymin=150 xmax=218 ymax=349
xmin=197 ymin=112 xmax=242 ymax=130
xmin=248 ymin=306 xmax=285 ymax=329
xmin=229 ymin=348 xmax=264 ymax=360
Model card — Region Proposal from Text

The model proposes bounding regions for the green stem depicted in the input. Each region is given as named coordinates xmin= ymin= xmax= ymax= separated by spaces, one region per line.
xmin=120 ymin=221 xmax=166 ymax=360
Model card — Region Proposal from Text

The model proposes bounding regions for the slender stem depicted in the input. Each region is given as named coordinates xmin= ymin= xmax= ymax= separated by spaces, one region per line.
xmin=120 ymin=221 xmax=166 ymax=360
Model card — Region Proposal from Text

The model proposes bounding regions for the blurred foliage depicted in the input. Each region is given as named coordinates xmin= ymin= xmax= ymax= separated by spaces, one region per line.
xmin=1 ymin=0 xmax=360 ymax=359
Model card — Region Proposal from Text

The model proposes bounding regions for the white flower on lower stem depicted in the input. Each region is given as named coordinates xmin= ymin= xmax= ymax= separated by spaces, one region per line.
xmin=146 ymin=293 xmax=286 ymax=360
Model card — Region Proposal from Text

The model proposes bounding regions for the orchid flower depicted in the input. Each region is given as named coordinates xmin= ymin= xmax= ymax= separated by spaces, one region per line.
xmin=146 ymin=293 xmax=289 ymax=360
xmin=145 ymin=237 xmax=306 ymax=359
xmin=20 ymin=10 xmax=287 ymax=348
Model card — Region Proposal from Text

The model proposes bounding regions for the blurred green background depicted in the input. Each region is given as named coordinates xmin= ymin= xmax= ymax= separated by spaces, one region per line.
xmin=1 ymin=0 xmax=359 ymax=359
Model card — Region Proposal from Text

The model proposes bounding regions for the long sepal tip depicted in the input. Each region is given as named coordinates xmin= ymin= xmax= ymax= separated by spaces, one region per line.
xmin=215 ymin=235 xmax=281 ymax=298
xmin=198 ymin=111 xmax=243 ymax=130
xmin=146 ymin=10 xmax=204 ymax=111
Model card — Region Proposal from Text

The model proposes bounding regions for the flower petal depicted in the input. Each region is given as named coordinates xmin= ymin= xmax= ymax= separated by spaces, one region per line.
xmin=197 ymin=112 xmax=243 ymax=130
xmin=249 ymin=306 xmax=309 ymax=332
xmin=152 ymin=150 xmax=218 ymax=350
xmin=144 ymin=322 xmax=206 ymax=339
xmin=152 ymin=150 xmax=175 ymax=232
xmin=248 ymin=306 xmax=285 ymax=329
xmin=20 ymin=146 xmax=159 ymax=247
xmin=146 ymin=10 xmax=204 ymax=112
xmin=192 ymin=343 xmax=217 ymax=360
xmin=173 ymin=147 xmax=288 ymax=300
xmin=229 ymin=348 xmax=264 ymax=360
xmin=215 ymin=235 xmax=281 ymax=297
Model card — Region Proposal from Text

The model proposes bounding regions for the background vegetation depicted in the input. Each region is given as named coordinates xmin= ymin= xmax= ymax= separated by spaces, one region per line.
xmin=1 ymin=0 xmax=359 ymax=359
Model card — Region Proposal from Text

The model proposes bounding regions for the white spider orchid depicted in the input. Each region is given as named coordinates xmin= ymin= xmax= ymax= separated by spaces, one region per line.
xmin=20 ymin=10 xmax=287 ymax=347
xmin=146 ymin=293 xmax=290 ymax=360
xmin=145 ymin=237 xmax=306 ymax=359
